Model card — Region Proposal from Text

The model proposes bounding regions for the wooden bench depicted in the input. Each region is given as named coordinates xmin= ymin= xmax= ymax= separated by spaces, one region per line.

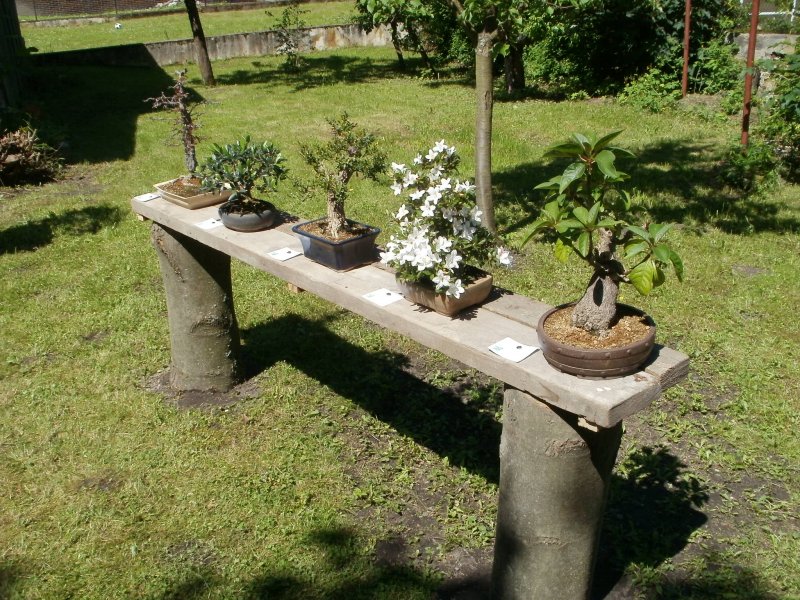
xmin=132 ymin=194 xmax=689 ymax=599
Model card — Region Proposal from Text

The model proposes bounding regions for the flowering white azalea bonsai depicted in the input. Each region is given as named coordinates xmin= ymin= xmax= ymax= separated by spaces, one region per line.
xmin=380 ymin=140 xmax=511 ymax=298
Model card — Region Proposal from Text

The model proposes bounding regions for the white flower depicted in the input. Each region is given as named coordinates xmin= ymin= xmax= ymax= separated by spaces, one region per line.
xmin=410 ymin=189 xmax=425 ymax=201
xmin=433 ymin=139 xmax=448 ymax=153
xmin=426 ymin=187 xmax=442 ymax=204
xmin=432 ymin=270 xmax=451 ymax=291
xmin=441 ymin=207 xmax=455 ymax=222
xmin=395 ymin=204 xmax=410 ymax=220
xmin=421 ymin=200 xmax=436 ymax=217
xmin=434 ymin=236 xmax=452 ymax=253
xmin=426 ymin=147 xmax=439 ymax=161
xmin=448 ymin=279 xmax=465 ymax=298
xmin=446 ymin=145 xmax=457 ymax=156
xmin=444 ymin=249 xmax=462 ymax=270
xmin=429 ymin=166 xmax=443 ymax=181
xmin=403 ymin=171 xmax=418 ymax=187
xmin=455 ymin=180 xmax=475 ymax=194
xmin=413 ymin=154 xmax=423 ymax=165
xmin=391 ymin=162 xmax=407 ymax=173
xmin=469 ymin=205 xmax=483 ymax=224
xmin=496 ymin=247 xmax=512 ymax=266
xmin=437 ymin=178 xmax=452 ymax=191
xmin=391 ymin=182 xmax=404 ymax=196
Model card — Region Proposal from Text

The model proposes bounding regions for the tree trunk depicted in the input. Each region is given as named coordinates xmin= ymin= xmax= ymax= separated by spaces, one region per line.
xmin=326 ymin=191 xmax=347 ymax=239
xmin=184 ymin=0 xmax=216 ymax=86
xmin=151 ymin=223 xmax=240 ymax=391
xmin=389 ymin=20 xmax=406 ymax=69
xmin=572 ymin=229 xmax=621 ymax=334
xmin=406 ymin=22 xmax=433 ymax=72
xmin=492 ymin=387 xmax=622 ymax=599
xmin=504 ymin=43 xmax=526 ymax=94
xmin=474 ymin=29 xmax=496 ymax=233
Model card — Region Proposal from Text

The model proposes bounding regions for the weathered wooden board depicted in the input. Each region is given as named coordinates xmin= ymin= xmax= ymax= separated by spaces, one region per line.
xmin=132 ymin=195 xmax=689 ymax=427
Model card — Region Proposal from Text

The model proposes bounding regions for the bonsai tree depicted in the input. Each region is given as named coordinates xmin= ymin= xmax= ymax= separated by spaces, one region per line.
xmin=524 ymin=131 xmax=684 ymax=335
xmin=199 ymin=137 xmax=287 ymax=211
xmin=300 ymin=113 xmax=386 ymax=239
xmin=148 ymin=70 xmax=200 ymax=175
xmin=381 ymin=140 xmax=512 ymax=298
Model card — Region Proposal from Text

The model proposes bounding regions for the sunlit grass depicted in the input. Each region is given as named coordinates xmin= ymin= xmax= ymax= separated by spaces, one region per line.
xmin=1 ymin=47 xmax=798 ymax=598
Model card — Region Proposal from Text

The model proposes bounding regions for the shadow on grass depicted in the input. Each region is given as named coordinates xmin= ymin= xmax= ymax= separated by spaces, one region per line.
xmin=0 ymin=205 xmax=123 ymax=254
xmin=21 ymin=63 xmax=179 ymax=164
xmin=593 ymin=446 xmax=709 ymax=598
xmin=240 ymin=313 xmax=502 ymax=484
xmin=495 ymin=138 xmax=800 ymax=236
xmin=216 ymin=54 xmax=408 ymax=91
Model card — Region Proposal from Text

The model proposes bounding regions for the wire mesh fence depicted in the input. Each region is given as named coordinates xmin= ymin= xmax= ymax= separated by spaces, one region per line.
xmin=15 ymin=0 xmax=260 ymax=22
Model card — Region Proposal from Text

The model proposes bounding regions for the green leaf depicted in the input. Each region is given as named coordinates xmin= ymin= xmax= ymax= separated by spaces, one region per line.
xmin=542 ymin=199 xmax=562 ymax=221
xmin=649 ymin=222 xmax=673 ymax=242
xmin=587 ymin=201 xmax=601 ymax=224
xmin=556 ymin=218 xmax=583 ymax=233
xmin=593 ymin=130 xmax=624 ymax=152
xmin=576 ymin=231 xmax=591 ymax=257
xmin=597 ymin=218 xmax=618 ymax=228
xmin=554 ymin=238 xmax=572 ymax=263
xmin=571 ymin=132 xmax=591 ymax=151
xmin=629 ymin=261 xmax=657 ymax=296
xmin=625 ymin=224 xmax=651 ymax=242
xmin=653 ymin=265 xmax=666 ymax=288
xmin=625 ymin=240 xmax=650 ymax=258
xmin=573 ymin=206 xmax=591 ymax=225
xmin=595 ymin=149 xmax=619 ymax=179
xmin=653 ymin=244 xmax=672 ymax=263
xmin=521 ymin=218 xmax=547 ymax=247
xmin=543 ymin=141 xmax=583 ymax=158
xmin=534 ymin=176 xmax=561 ymax=190
xmin=559 ymin=162 xmax=586 ymax=193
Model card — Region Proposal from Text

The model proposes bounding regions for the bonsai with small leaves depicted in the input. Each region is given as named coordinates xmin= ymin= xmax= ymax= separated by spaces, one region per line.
xmin=199 ymin=137 xmax=287 ymax=213
xmin=300 ymin=114 xmax=387 ymax=240
xmin=524 ymin=132 xmax=684 ymax=335
xmin=381 ymin=140 xmax=512 ymax=299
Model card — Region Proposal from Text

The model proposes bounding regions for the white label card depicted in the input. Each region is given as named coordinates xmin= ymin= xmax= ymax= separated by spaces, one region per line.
xmin=267 ymin=247 xmax=302 ymax=261
xmin=489 ymin=337 xmax=539 ymax=363
xmin=363 ymin=288 xmax=404 ymax=307
xmin=134 ymin=192 xmax=160 ymax=203
xmin=195 ymin=217 xmax=223 ymax=230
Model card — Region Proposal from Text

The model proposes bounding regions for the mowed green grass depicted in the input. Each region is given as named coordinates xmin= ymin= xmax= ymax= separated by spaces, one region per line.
xmin=20 ymin=1 xmax=357 ymax=53
xmin=0 ymin=48 xmax=798 ymax=598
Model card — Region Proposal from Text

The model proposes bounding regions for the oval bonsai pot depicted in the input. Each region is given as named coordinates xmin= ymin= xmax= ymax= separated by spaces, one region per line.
xmin=292 ymin=218 xmax=380 ymax=272
xmin=218 ymin=200 xmax=277 ymax=232
xmin=537 ymin=303 xmax=656 ymax=378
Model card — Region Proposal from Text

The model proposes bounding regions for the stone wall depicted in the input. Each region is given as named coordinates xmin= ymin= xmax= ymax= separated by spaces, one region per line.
xmin=32 ymin=23 xmax=391 ymax=67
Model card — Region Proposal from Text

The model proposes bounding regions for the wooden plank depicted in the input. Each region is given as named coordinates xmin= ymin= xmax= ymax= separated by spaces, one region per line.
xmin=131 ymin=196 xmax=689 ymax=427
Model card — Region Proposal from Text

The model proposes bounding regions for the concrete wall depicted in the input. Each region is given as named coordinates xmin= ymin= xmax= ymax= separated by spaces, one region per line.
xmin=734 ymin=32 xmax=797 ymax=61
xmin=32 ymin=23 xmax=391 ymax=67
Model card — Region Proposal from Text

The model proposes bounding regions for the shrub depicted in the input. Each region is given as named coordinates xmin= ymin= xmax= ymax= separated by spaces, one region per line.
xmin=690 ymin=40 xmax=742 ymax=94
xmin=0 ymin=126 xmax=61 ymax=187
xmin=619 ymin=68 xmax=681 ymax=113
xmin=721 ymin=141 xmax=779 ymax=192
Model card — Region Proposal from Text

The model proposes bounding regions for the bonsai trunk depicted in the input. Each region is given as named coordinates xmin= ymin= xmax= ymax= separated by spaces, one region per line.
xmin=572 ymin=229 xmax=621 ymax=334
xmin=326 ymin=191 xmax=347 ymax=239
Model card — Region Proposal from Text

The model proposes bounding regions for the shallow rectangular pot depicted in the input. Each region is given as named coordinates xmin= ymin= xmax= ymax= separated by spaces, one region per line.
xmin=155 ymin=178 xmax=232 ymax=210
xmin=292 ymin=218 xmax=380 ymax=272
xmin=396 ymin=272 xmax=493 ymax=317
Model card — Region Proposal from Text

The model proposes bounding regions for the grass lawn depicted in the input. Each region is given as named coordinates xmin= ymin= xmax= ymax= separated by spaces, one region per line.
xmin=1 ymin=47 xmax=799 ymax=599
xmin=20 ymin=2 xmax=358 ymax=53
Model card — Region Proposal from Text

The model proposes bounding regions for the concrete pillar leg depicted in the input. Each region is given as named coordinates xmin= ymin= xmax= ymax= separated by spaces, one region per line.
xmin=151 ymin=223 xmax=241 ymax=392
xmin=491 ymin=387 xmax=622 ymax=600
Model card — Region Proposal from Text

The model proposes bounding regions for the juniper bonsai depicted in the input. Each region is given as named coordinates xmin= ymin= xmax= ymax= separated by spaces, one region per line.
xmin=524 ymin=131 xmax=684 ymax=335
xmin=148 ymin=70 xmax=200 ymax=175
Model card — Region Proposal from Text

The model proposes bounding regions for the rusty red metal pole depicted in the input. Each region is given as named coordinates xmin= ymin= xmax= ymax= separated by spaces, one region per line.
xmin=741 ymin=0 xmax=761 ymax=146
xmin=681 ymin=0 xmax=692 ymax=97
